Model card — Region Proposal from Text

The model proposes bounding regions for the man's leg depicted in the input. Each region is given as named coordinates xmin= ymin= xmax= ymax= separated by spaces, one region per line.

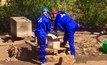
xmin=38 ymin=35 xmax=46 ymax=63
xmin=61 ymin=31 xmax=68 ymax=46
xmin=68 ymin=23 xmax=78 ymax=56
xmin=68 ymin=32 xmax=76 ymax=56
xmin=37 ymin=37 xmax=40 ymax=48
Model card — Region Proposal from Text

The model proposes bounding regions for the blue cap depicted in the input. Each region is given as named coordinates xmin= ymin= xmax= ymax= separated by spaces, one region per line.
xmin=42 ymin=8 xmax=50 ymax=13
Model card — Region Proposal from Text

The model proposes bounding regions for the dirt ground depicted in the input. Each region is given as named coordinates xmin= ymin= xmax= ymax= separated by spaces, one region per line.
xmin=0 ymin=28 xmax=107 ymax=65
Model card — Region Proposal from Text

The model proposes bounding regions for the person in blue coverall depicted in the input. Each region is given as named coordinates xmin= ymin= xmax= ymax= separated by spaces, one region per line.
xmin=34 ymin=8 xmax=53 ymax=65
xmin=52 ymin=10 xmax=78 ymax=56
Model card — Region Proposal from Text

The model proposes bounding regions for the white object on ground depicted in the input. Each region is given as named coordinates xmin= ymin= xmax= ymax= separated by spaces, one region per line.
xmin=47 ymin=33 xmax=57 ymax=39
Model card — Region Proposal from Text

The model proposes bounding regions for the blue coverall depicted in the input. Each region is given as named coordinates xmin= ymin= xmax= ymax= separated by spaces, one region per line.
xmin=34 ymin=14 xmax=52 ymax=62
xmin=54 ymin=12 xmax=78 ymax=56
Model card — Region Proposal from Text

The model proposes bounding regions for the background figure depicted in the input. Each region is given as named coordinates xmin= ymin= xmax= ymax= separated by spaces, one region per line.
xmin=34 ymin=8 xmax=52 ymax=65
xmin=52 ymin=10 xmax=78 ymax=56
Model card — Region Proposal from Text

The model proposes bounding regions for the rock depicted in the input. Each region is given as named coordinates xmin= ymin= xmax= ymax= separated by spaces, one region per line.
xmin=10 ymin=57 xmax=18 ymax=61
xmin=5 ymin=57 xmax=11 ymax=62
xmin=94 ymin=32 xmax=100 ymax=35
xmin=46 ymin=55 xmax=59 ymax=62
xmin=90 ymin=34 xmax=97 ymax=38
xmin=46 ymin=55 xmax=75 ymax=65
xmin=83 ymin=48 xmax=89 ymax=55
xmin=5 ymin=34 xmax=11 ymax=37
xmin=7 ymin=44 xmax=20 ymax=58
xmin=59 ymin=55 xmax=75 ymax=65
xmin=14 ymin=40 xmax=25 ymax=44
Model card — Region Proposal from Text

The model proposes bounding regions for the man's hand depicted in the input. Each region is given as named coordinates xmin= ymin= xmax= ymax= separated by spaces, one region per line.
xmin=51 ymin=31 xmax=59 ymax=37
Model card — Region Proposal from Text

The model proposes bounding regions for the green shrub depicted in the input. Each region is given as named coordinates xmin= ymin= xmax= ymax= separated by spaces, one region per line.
xmin=0 ymin=0 xmax=107 ymax=33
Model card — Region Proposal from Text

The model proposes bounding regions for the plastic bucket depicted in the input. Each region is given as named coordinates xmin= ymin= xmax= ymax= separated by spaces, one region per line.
xmin=102 ymin=40 xmax=107 ymax=53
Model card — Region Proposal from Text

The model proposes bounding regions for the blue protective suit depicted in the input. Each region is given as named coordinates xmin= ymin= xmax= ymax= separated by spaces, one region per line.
xmin=54 ymin=12 xmax=78 ymax=56
xmin=34 ymin=14 xmax=52 ymax=62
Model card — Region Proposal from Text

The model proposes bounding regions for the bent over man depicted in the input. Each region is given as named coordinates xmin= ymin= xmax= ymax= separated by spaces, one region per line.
xmin=52 ymin=10 xmax=78 ymax=56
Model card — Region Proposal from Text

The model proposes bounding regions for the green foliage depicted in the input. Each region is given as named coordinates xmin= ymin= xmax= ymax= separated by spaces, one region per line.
xmin=74 ymin=0 xmax=107 ymax=28
xmin=1 ymin=0 xmax=107 ymax=33
xmin=0 ymin=0 xmax=75 ymax=33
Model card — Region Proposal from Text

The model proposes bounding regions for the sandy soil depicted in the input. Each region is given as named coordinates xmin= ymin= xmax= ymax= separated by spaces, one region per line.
xmin=0 ymin=28 xmax=107 ymax=65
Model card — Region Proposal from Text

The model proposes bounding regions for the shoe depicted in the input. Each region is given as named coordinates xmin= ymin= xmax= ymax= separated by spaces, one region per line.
xmin=60 ymin=43 xmax=66 ymax=47
xmin=40 ymin=62 xmax=46 ymax=65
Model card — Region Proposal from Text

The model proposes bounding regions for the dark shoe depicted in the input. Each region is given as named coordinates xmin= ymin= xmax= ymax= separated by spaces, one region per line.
xmin=60 ymin=43 xmax=66 ymax=47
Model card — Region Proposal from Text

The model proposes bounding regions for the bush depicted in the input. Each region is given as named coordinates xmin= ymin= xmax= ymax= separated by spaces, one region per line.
xmin=73 ymin=0 xmax=107 ymax=28
xmin=0 ymin=0 xmax=107 ymax=33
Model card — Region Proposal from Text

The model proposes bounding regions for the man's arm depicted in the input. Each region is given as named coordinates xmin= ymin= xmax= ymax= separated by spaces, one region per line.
xmin=57 ymin=23 xmax=64 ymax=31
xmin=53 ymin=20 xmax=58 ymax=32
xmin=47 ymin=20 xmax=53 ymax=33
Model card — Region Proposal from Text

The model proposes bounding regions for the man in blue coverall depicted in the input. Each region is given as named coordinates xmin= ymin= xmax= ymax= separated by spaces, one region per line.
xmin=52 ymin=10 xmax=78 ymax=56
xmin=34 ymin=8 xmax=53 ymax=65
